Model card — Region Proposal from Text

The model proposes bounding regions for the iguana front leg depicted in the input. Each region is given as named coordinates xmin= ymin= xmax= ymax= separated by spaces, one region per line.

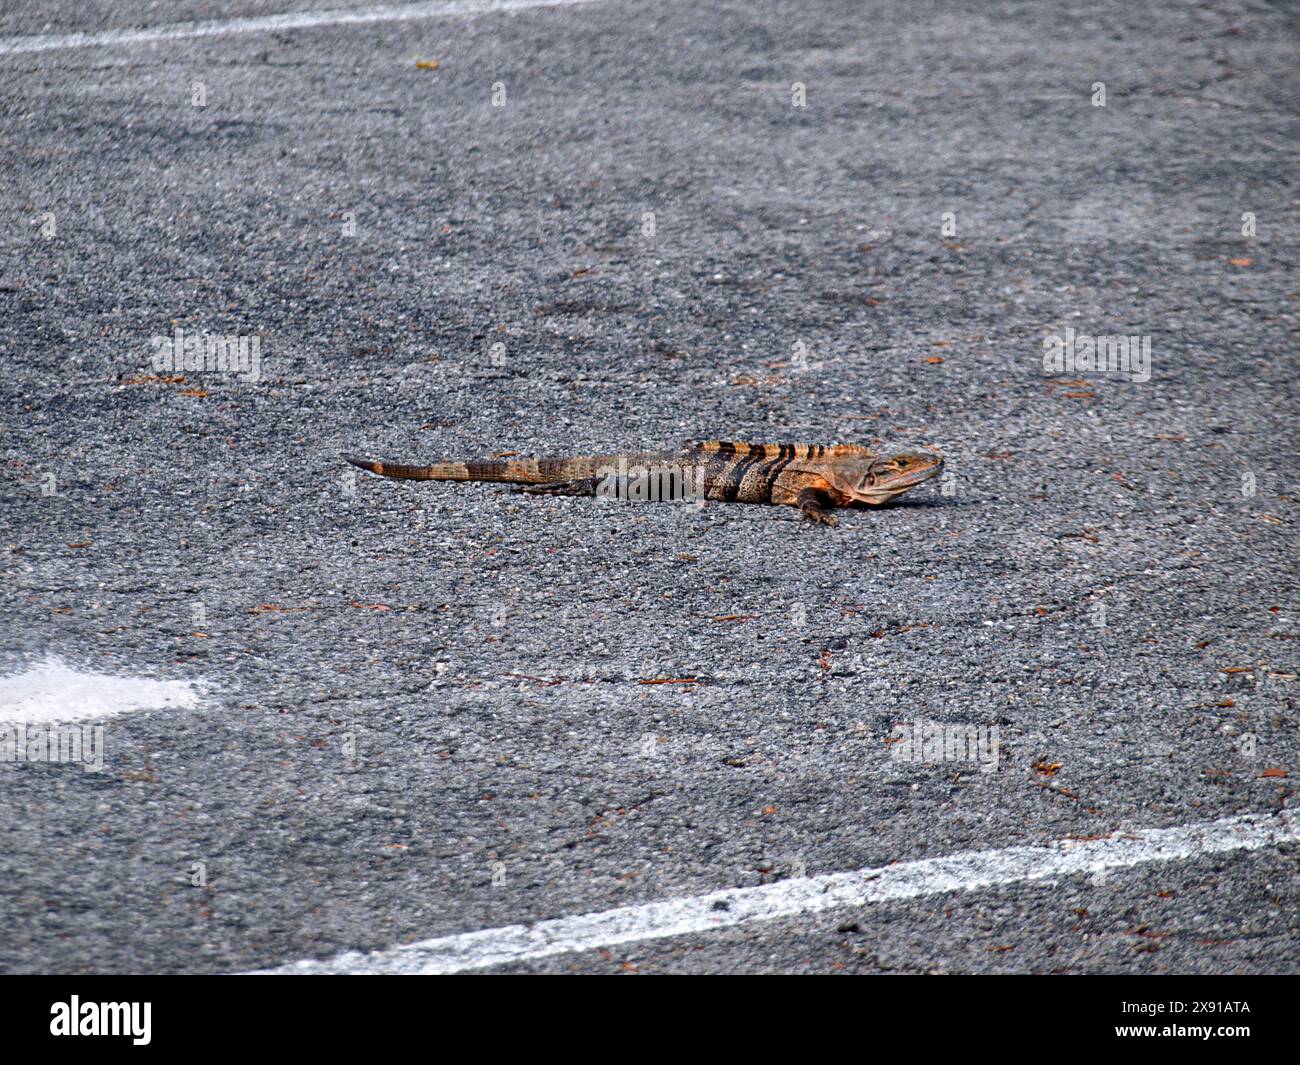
xmin=798 ymin=487 xmax=839 ymax=526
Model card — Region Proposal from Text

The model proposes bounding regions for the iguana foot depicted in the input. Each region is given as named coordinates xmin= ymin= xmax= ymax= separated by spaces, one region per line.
xmin=798 ymin=487 xmax=839 ymax=526
xmin=801 ymin=508 xmax=838 ymax=526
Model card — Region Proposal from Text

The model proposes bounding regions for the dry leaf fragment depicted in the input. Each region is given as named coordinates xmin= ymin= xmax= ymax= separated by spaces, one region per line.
xmin=123 ymin=769 xmax=158 ymax=783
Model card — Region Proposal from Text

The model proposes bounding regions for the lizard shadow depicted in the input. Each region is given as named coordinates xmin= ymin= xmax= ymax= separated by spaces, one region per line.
xmin=866 ymin=496 xmax=976 ymax=511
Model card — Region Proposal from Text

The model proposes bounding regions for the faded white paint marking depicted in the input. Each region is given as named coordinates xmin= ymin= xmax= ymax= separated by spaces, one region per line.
xmin=0 ymin=0 xmax=600 ymax=56
xmin=0 ymin=656 xmax=200 ymax=723
xmin=253 ymin=810 xmax=1297 ymax=974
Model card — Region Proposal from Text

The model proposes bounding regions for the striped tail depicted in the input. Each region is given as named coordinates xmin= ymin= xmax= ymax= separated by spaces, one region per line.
xmin=344 ymin=455 xmax=547 ymax=483
xmin=344 ymin=452 xmax=678 ymax=485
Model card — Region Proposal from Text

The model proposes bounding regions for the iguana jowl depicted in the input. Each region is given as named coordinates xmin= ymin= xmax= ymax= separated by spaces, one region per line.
xmin=344 ymin=442 xmax=944 ymax=525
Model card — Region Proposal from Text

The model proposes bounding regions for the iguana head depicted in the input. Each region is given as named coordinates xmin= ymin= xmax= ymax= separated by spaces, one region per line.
xmin=836 ymin=451 xmax=945 ymax=505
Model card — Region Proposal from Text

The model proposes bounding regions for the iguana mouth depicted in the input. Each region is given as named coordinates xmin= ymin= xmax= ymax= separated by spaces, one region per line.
xmin=889 ymin=458 xmax=944 ymax=489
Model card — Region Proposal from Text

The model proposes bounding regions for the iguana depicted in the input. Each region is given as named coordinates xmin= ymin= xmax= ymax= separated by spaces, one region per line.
xmin=344 ymin=442 xmax=944 ymax=525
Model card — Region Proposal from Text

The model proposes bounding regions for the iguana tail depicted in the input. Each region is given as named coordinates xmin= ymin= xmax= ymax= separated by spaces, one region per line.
xmin=344 ymin=452 xmax=675 ymax=485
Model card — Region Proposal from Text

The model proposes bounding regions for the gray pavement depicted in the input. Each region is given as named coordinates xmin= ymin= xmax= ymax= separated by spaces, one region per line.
xmin=0 ymin=0 xmax=1296 ymax=974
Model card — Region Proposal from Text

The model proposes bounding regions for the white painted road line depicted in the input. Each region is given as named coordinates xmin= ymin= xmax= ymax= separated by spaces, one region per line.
xmin=0 ymin=656 xmax=200 ymax=723
xmin=253 ymin=810 xmax=1297 ymax=974
xmin=0 ymin=0 xmax=601 ymax=56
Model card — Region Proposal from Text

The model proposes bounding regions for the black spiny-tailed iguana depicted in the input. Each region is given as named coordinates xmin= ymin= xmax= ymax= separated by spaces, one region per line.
xmin=344 ymin=442 xmax=944 ymax=526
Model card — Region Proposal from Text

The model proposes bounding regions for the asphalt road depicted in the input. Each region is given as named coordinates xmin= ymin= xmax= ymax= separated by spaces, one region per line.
xmin=0 ymin=0 xmax=1296 ymax=974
